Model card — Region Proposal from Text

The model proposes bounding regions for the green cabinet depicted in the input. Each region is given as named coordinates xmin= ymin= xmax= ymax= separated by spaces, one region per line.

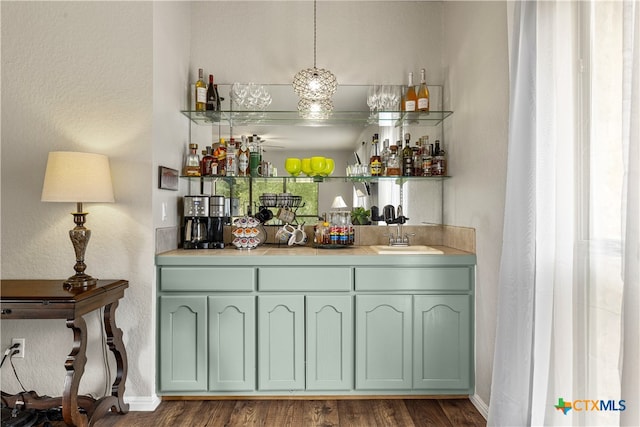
xmin=258 ymin=295 xmax=305 ymax=390
xmin=156 ymin=254 xmax=475 ymax=396
xmin=413 ymin=295 xmax=471 ymax=390
xmin=159 ymin=296 xmax=208 ymax=391
xmin=209 ymin=296 xmax=256 ymax=391
xmin=258 ymin=294 xmax=354 ymax=391
xmin=306 ymin=295 xmax=353 ymax=390
xmin=355 ymin=295 xmax=412 ymax=389
xmin=354 ymin=267 xmax=473 ymax=393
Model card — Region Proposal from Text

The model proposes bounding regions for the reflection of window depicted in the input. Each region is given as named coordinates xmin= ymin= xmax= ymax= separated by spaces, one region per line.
xmin=232 ymin=180 xmax=319 ymax=219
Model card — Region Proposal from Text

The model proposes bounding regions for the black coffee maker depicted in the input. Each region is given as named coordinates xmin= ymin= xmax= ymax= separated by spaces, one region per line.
xmin=183 ymin=195 xmax=211 ymax=249
xmin=208 ymin=195 xmax=225 ymax=249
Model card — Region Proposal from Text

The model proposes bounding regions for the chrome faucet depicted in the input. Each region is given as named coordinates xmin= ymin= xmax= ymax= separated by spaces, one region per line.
xmin=384 ymin=205 xmax=414 ymax=246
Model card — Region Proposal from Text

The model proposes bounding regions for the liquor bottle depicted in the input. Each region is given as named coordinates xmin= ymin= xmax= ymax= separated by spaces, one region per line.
xmin=433 ymin=140 xmax=447 ymax=176
xmin=184 ymin=143 xmax=201 ymax=176
xmin=226 ymin=138 xmax=238 ymax=176
xmin=238 ymin=135 xmax=250 ymax=176
xmin=380 ymin=138 xmax=390 ymax=176
xmin=215 ymin=138 xmax=227 ymax=176
xmin=402 ymin=72 xmax=417 ymax=112
xmin=402 ymin=133 xmax=413 ymax=176
xmin=206 ymin=74 xmax=217 ymax=112
xmin=422 ymin=141 xmax=433 ymax=176
xmin=369 ymin=134 xmax=382 ymax=176
xmin=417 ymin=68 xmax=430 ymax=112
xmin=386 ymin=145 xmax=401 ymax=176
xmin=195 ymin=68 xmax=206 ymax=112
xmin=201 ymin=146 xmax=214 ymax=176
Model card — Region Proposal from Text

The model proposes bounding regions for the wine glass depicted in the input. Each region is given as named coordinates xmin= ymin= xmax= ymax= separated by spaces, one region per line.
xmin=284 ymin=158 xmax=302 ymax=176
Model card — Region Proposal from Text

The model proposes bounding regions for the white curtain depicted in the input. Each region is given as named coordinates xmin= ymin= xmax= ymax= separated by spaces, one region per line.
xmin=489 ymin=1 xmax=640 ymax=426
xmin=621 ymin=1 xmax=640 ymax=425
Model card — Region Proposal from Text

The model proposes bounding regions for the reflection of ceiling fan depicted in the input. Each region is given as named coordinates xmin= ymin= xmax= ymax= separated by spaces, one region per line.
xmin=255 ymin=138 xmax=285 ymax=151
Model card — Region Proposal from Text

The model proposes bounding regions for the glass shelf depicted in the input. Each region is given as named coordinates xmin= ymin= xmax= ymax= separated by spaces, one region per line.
xmin=180 ymin=110 xmax=453 ymax=128
xmin=180 ymin=175 xmax=451 ymax=183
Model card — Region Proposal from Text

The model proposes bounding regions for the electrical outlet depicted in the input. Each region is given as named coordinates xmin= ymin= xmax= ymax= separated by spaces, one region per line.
xmin=11 ymin=338 xmax=25 ymax=358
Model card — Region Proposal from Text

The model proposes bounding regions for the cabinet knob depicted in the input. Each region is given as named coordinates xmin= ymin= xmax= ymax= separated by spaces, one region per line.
xmin=1 ymin=309 xmax=12 ymax=315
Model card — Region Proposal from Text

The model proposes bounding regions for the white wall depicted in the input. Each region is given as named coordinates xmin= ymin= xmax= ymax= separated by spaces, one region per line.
xmin=1 ymin=1 xmax=155 ymax=404
xmin=443 ymin=1 xmax=509 ymax=411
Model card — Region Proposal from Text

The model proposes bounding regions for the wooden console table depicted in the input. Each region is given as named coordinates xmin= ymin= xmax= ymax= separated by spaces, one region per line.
xmin=0 ymin=279 xmax=129 ymax=427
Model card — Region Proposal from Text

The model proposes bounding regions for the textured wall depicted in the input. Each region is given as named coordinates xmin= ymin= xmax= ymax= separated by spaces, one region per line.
xmin=1 ymin=1 xmax=155 ymax=401
xmin=442 ymin=1 xmax=509 ymax=412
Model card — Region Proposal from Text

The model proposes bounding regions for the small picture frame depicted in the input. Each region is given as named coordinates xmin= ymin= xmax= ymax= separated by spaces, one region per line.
xmin=158 ymin=166 xmax=179 ymax=191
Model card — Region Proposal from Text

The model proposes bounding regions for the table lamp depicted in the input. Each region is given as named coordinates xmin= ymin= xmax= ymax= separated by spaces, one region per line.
xmin=41 ymin=151 xmax=115 ymax=288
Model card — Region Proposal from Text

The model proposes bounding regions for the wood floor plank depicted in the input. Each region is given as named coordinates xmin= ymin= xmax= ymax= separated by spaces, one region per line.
xmin=438 ymin=399 xmax=486 ymax=426
xmin=369 ymin=399 xmax=416 ymax=427
xmin=336 ymin=399 xmax=374 ymax=427
xmin=264 ymin=399 xmax=304 ymax=427
xmin=404 ymin=399 xmax=454 ymax=427
xmin=226 ymin=399 xmax=267 ymax=426
xmin=302 ymin=400 xmax=340 ymax=427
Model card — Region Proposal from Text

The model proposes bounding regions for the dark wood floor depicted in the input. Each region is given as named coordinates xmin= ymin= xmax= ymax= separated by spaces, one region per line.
xmin=76 ymin=398 xmax=485 ymax=427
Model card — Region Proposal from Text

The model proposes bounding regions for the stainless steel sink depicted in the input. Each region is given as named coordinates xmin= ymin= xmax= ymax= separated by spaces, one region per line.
xmin=370 ymin=245 xmax=444 ymax=255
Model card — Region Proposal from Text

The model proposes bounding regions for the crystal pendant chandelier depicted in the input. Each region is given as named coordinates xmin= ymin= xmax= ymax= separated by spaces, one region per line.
xmin=293 ymin=0 xmax=337 ymax=116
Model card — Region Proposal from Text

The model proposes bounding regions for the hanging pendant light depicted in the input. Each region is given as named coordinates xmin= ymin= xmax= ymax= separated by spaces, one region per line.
xmin=293 ymin=0 xmax=337 ymax=116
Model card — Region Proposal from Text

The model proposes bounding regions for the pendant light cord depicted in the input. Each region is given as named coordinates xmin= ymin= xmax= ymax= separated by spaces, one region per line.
xmin=313 ymin=0 xmax=317 ymax=69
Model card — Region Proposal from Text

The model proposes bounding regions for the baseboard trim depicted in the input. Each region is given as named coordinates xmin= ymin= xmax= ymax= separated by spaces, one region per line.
xmin=469 ymin=393 xmax=489 ymax=420
xmin=126 ymin=394 xmax=161 ymax=412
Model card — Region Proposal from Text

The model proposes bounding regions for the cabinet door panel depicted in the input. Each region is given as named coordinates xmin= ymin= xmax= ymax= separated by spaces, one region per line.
xmin=258 ymin=295 xmax=305 ymax=390
xmin=414 ymin=295 xmax=471 ymax=390
xmin=161 ymin=267 xmax=255 ymax=291
xmin=159 ymin=296 xmax=207 ymax=391
xmin=306 ymin=296 xmax=353 ymax=390
xmin=209 ymin=296 xmax=256 ymax=391
xmin=355 ymin=295 xmax=412 ymax=389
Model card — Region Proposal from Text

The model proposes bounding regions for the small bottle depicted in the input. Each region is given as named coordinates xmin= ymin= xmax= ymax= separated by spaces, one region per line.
xmin=238 ymin=135 xmax=250 ymax=176
xmin=422 ymin=144 xmax=433 ymax=176
xmin=369 ymin=134 xmax=382 ymax=176
xmin=215 ymin=138 xmax=227 ymax=176
xmin=402 ymin=133 xmax=413 ymax=176
xmin=195 ymin=68 xmax=206 ymax=113
xmin=380 ymin=138 xmax=390 ymax=176
xmin=402 ymin=72 xmax=417 ymax=112
xmin=184 ymin=143 xmax=201 ymax=176
xmin=417 ymin=68 xmax=430 ymax=112
xmin=433 ymin=140 xmax=447 ymax=176
xmin=201 ymin=146 xmax=214 ymax=176
xmin=412 ymin=146 xmax=422 ymax=176
xmin=387 ymin=145 xmax=401 ymax=176
xmin=206 ymin=74 xmax=218 ymax=112
xmin=226 ymin=138 xmax=238 ymax=176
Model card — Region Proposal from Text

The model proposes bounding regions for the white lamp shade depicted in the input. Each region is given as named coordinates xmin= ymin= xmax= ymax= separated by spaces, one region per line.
xmin=41 ymin=151 xmax=115 ymax=203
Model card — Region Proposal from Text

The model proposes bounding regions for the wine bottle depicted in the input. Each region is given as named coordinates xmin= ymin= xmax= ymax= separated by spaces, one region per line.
xmin=402 ymin=133 xmax=413 ymax=176
xmin=195 ymin=68 xmax=206 ymax=112
xmin=369 ymin=134 xmax=382 ymax=176
xmin=206 ymin=74 xmax=217 ymax=111
xmin=417 ymin=68 xmax=430 ymax=112
xmin=402 ymin=72 xmax=417 ymax=112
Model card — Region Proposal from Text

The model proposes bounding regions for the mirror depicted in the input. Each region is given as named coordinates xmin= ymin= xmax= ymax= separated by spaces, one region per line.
xmin=189 ymin=84 xmax=446 ymax=225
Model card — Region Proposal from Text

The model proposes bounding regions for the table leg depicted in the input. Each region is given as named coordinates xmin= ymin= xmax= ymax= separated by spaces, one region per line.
xmin=64 ymin=316 xmax=89 ymax=427
xmin=103 ymin=300 xmax=129 ymax=414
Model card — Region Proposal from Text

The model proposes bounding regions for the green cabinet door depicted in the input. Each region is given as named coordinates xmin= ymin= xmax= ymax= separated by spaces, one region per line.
xmin=159 ymin=296 xmax=208 ymax=391
xmin=413 ymin=295 xmax=471 ymax=391
xmin=258 ymin=295 xmax=305 ymax=390
xmin=355 ymin=295 xmax=412 ymax=389
xmin=208 ymin=296 xmax=256 ymax=391
xmin=306 ymin=295 xmax=353 ymax=390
